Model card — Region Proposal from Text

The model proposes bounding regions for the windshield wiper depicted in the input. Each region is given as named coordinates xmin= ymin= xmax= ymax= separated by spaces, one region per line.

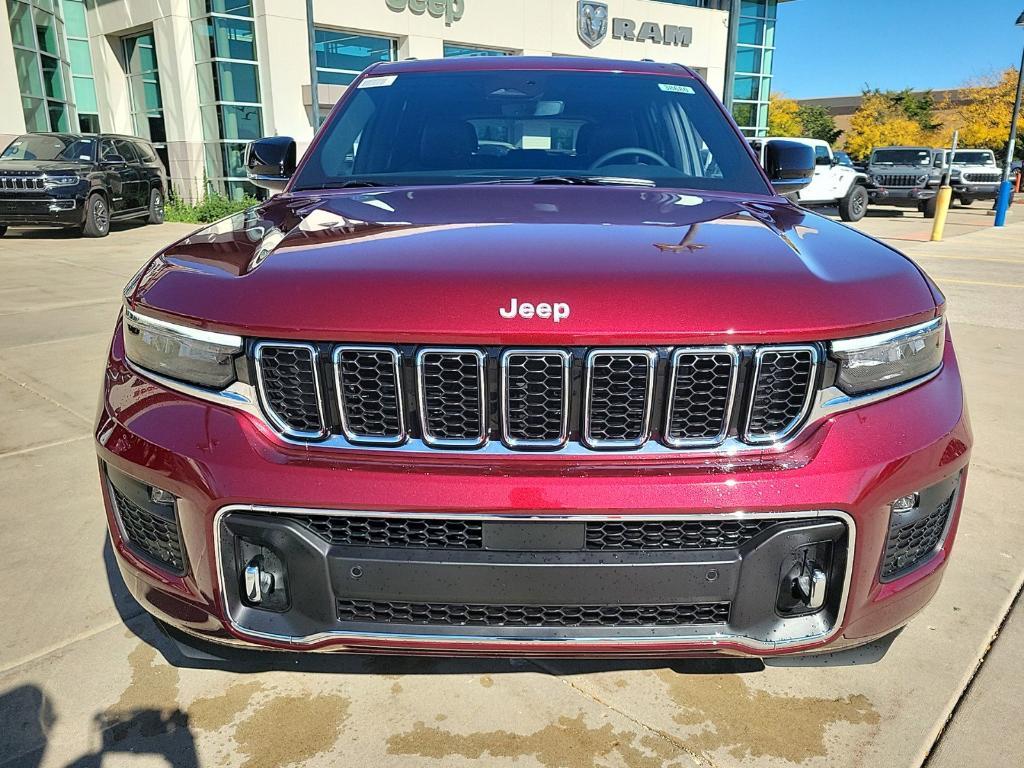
xmin=309 ymin=180 xmax=388 ymax=189
xmin=471 ymin=175 xmax=656 ymax=187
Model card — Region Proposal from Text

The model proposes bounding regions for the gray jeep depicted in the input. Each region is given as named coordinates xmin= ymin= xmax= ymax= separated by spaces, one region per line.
xmin=866 ymin=146 xmax=940 ymax=218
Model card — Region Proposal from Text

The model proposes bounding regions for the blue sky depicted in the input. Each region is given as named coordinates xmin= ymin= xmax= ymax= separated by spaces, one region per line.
xmin=773 ymin=0 xmax=1024 ymax=98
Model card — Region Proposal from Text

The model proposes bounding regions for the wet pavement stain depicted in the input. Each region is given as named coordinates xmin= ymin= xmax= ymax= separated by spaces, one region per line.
xmin=233 ymin=692 xmax=351 ymax=768
xmin=479 ymin=675 xmax=494 ymax=688
xmin=386 ymin=714 xmax=692 ymax=768
xmin=188 ymin=681 xmax=264 ymax=731
xmin=657 ymin=670 xmax=880 ymax=763
xmin=100 ymin=643 xmax=187 ymax=744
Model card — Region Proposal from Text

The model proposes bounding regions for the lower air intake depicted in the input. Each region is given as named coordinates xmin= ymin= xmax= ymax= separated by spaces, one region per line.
xmin=337 ymin=599 xmax=731 ymax=627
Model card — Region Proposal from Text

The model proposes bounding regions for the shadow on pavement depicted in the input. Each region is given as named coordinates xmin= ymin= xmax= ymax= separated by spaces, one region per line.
xmin=3 ymin=221 xmax=149 ymax=240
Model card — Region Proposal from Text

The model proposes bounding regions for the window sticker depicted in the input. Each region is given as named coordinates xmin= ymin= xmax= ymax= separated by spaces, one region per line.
xmin=358 ymin=75 xmax=397 ymax=89
xmin=659 ymin=83 xmax=695 ymax=95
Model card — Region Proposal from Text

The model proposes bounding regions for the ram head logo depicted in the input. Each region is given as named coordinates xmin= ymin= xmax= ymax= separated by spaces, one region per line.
xmin=577 ymin=1 xmax=609 ymax=48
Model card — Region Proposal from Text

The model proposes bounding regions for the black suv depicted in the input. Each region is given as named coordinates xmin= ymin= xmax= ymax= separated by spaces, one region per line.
xmin=0 ymin=132 xmax=167 ymax=238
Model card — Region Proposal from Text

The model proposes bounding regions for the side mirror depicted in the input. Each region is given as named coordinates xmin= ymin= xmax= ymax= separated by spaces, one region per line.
xmin=245 ymin=136 xmax=297 ymax=193
xmin=764 ymin=140 xmax=815 ymax=196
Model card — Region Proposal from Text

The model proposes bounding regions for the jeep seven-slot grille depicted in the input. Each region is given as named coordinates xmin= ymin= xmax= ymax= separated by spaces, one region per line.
xmin=963 ymin=172 xmax=1000 ymax=183
xmin=875 ymin=173 xmax=921 ymax=188
xmin=0 ymin=175 xmax=45 ymax=191
xmin=252 ymin=343 xmax=820 ymax=450
xmin=336 ymin=599 xmax=731 ymax=627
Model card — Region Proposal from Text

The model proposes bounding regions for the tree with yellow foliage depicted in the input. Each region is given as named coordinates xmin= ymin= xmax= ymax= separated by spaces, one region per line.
xmin=844 ymin=92 xmax=933 ymax=161
xmin=939 ymin=68 xmax=1022 ymax=159
xmin=767 ymin=93 xmax=801 ymax=136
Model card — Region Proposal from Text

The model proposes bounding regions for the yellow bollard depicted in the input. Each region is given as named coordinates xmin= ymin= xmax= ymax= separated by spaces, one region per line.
xmin=930 ymin=185 xmax=953 ymax=241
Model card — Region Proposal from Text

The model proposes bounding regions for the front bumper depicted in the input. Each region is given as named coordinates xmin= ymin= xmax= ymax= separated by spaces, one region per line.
xmin=952 ymin=183 xmax=1000 ymax=200
xmin=867 ymin=186 xmax=936 ymax=206
xmin=0 ymin=195 xmax=83 ymax=226
xmin=95 ymin=329 xmax=971 ymax=657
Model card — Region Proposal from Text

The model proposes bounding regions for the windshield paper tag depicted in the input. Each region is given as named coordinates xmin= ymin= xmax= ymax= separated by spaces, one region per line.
xmin=659 ymin=83 xmax=694 ymax=94
xmin=358 ymin=75 xmax=397 ymax=89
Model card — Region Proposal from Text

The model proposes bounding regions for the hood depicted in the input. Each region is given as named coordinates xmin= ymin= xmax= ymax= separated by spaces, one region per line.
xmin=868 ymin=163 xmax=931 ymax=174
xmin=0 ymin=159 xmax=91 ymax=174
xmin=129 ymin=186 xmax=937 ymax=345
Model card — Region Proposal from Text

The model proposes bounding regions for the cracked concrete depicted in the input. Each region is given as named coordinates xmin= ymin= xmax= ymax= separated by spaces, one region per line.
xmin=0 ymin=206 xmax=1021 ymax=767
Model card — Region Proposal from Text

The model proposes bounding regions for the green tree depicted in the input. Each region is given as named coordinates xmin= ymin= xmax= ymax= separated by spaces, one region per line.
xmin=864 ymin=87 xmax=942 ymax=132
xmin=796 ymin=104 xmax=842 ymax=144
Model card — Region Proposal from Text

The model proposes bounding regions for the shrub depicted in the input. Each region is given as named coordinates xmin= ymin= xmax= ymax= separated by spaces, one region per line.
xmin=165 ymin=189 xmax=261 ymax=224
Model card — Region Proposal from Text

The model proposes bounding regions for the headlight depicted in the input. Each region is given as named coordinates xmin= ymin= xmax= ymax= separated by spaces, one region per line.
xmin=43 ymin=175 xmax=80 ymax=188
xmin=917 ymin=174 xmax=929 ymax=185
xmin=123 ymin=305 xmax=242 ymax=388
xmin=831 ymin=318 xmax=944 ymax=395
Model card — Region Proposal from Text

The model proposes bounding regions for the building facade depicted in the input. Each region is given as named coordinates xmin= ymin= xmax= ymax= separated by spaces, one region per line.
xmin=1 ymin=0 xmax=781 ymax=199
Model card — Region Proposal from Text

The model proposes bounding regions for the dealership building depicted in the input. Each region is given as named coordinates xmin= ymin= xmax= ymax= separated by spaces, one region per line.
xmin=1 ymin=0 xmax=784 ymax=199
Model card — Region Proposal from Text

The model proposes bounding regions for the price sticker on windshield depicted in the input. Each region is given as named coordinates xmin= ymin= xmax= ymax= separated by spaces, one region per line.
xmin=358 ymin=75 xmax=398 ymax=89
xmin=659 ymin=83 xmax=695 ymax=95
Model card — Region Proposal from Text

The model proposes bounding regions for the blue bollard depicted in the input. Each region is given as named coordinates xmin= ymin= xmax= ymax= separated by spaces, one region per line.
xmin=994 ymin=180 xmax=1013 ymax=227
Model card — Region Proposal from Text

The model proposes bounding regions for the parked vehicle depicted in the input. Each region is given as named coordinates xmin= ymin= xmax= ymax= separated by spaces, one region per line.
xmin=949 ymin=149 xmax=1002 ymax=206
xmin=751 ymin=137 xmax=869 ymax=221
xmin=97 ymin=56 xmax=970 ymax=661
xmin=834 ymin=150 xmax=854 ymax=168
xmin=0 ymin=132 xmax=166 ymax=238
xmin=866 ymin=146 xmax=941 ymax=217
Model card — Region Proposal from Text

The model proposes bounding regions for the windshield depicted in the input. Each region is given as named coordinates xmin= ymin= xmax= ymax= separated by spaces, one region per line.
xmin=952 ymin=151 xmax=995 ymax=166
xmin=834 ymin=151 xmax=853 ymax=167
xmin=870 ymin=149 xmax=931 ymax=166
xmin=292 ymin=70 xmax=769 ymax=194
xmin=1 ymin=135 xmax=95 ymax=162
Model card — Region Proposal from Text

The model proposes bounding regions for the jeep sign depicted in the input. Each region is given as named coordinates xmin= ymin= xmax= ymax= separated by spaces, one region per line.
xmin=577 ymin=1 xmax=692 ymax=48
xmin=385 ymin=0 xmax=464 ymax=26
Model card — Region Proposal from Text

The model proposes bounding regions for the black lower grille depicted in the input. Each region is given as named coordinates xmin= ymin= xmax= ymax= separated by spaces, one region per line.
xmin=337 ymin=599 xmax=731 ymax=627
xmin=111 ymin=486 xmax=186 ymax=573
xmin=289 ymin=515 xmax=483 ymax=549
xmin=586 ymin=519 xmax=780 ymax=551
xmin=882 ymin=492 xmax=954 ymax=579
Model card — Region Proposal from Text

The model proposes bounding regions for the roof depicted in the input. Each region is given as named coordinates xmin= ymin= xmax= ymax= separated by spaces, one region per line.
xmin=371 ymin=55 xmax=697 ymax=78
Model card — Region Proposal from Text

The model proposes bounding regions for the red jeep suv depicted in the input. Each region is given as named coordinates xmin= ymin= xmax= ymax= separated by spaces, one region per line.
xmin=96 ymin=57 xmax=970 ymax=659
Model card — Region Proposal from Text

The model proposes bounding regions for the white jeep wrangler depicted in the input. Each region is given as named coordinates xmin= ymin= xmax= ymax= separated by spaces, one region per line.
xmin=751 ymin=137 xmax=870 ymax=221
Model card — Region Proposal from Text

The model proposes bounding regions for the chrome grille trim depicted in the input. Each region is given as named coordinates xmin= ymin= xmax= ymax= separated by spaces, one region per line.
xmin=583 ymin=348 xmax=657 ymax=450
xmin=500 ymin=349 xmax=571 ymax=449
xmin=253 ymin=341 xmax=328 ymax=440
xmin=663 ymin=346 xmax=739 ymax=448
xmin=332 ymin=345 xmax=406 ymax=446
xmin=0 ymin=175 xmax=45 ymax=191
xmin=744 ymin=345 xmax=820 ymax=445
xmin=415 ymin=348 xmax=488 ymax=448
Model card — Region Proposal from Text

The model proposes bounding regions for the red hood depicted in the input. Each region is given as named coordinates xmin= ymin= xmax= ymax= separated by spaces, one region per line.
xmin=130 ymin=186 xmax=937 ymax=345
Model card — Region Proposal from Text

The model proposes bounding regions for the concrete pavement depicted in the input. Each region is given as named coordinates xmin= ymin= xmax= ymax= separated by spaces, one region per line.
xmin=0 ymin=206 xmax=1021 ymax=768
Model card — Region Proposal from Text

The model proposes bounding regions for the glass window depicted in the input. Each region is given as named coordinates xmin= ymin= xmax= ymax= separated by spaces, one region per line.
xmin=68 ymin=39 xmax=93 ymax=75
xmin=443 ymin=43 xmax=510 ymax=58
xmin=115 ymin=138 xmax=139 ymax=162
xmin=738 ymin=18 xmax=774 ymax=47
xmin=133 ymin=141 xmax=159 ymax=163
xmin=14 ymin=48 xmax=43 ymax=97
xmin=192 ymin=16 xmax=256 ymax=61
xmin=198 ymin=60 xmax=260 ymax=104
xmin=314 ymin=29 xmax=394 ymax=85
xmin=8 ymin=0 xmax=33 ymax=47
xmin=190 ymin=0 xmax=252 ymax=17
xmin=124 ymin=32 xmax=166 ymax=149
xmin=292 ymin=70 xmax=769 ymax=195
xmin=78 ymin=113 xmax=100 ymax=133
xmin=741 ymin=0 xmax=776 ymax=18
xmin=204 ymin=141 xmax=248 ymax=178
xmin=731 ymin=102 xmax=756 ymax=128
xmin=2 ymin=133 xmax=94 ymax=160
xmin=733 ymin=76 xmax=758 ymax=101
xmin=47 ymin=102 xmax=69 ymax=131
xmin=33 ymin=5 xmax=60 ymax=55
xmin=734 ymin=46 xmax=761 ymax=74
xmin=62 ymin=0 xmax=88 ymax=36
xmin=73 ymin=75 xmax=97 ymax=112
xmin=40 ymin=55 xmax=65 ymax=99
xmin=21 ymin=96 xmax=48 ymax=132
xmin=201 ymin=104 xmax=263 ymax=140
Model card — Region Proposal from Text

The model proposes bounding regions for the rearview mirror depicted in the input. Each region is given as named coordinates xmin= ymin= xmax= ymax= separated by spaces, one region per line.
xmin=764 ymin=140 xmax=814 ymax=196
xmin=245 ymin=136 xmax=297 ymax=193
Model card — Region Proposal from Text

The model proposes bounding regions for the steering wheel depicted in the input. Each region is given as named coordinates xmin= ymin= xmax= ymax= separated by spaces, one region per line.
xmin=590 ymin=147 xmax=670 ymax=169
